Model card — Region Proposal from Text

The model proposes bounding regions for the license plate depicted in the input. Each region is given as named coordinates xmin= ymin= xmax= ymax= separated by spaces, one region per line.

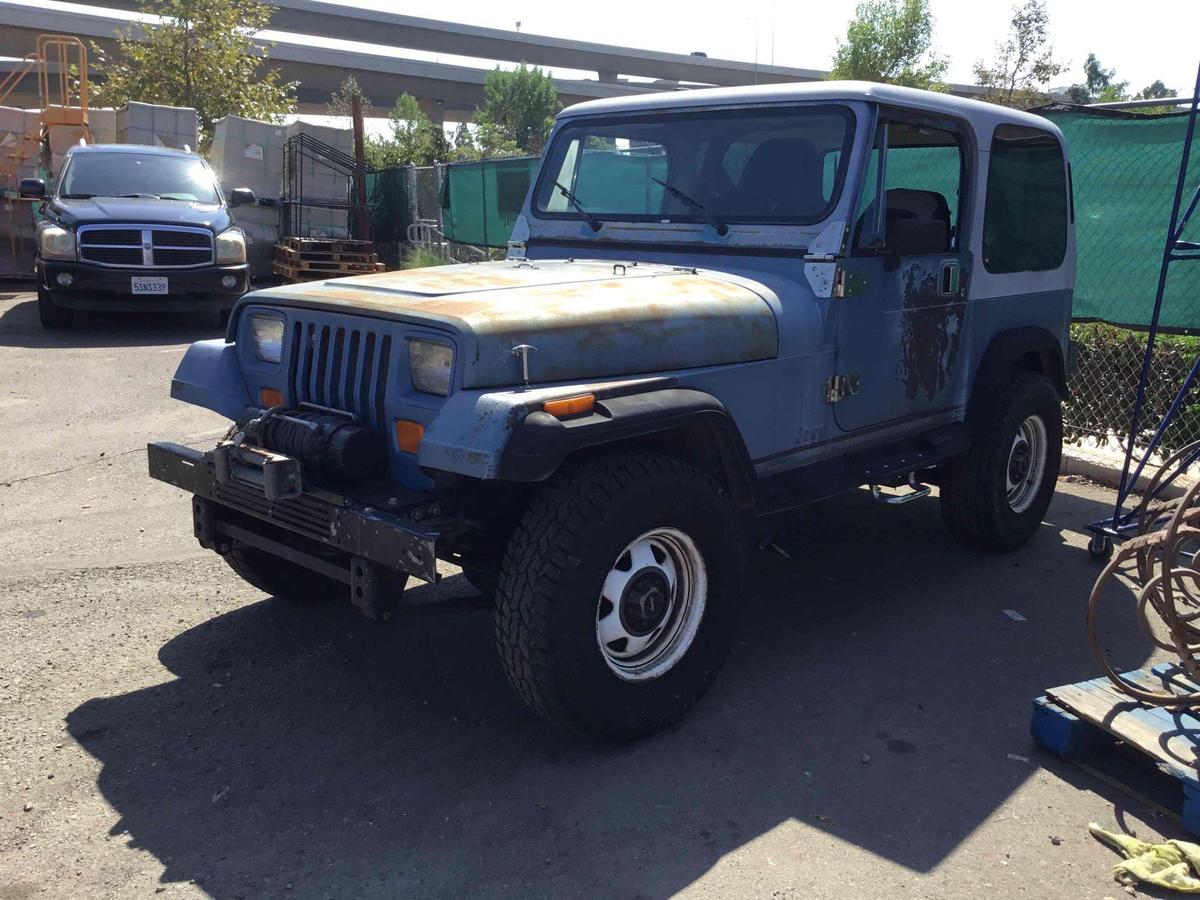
xmin=131 ymin=276 xmax=168 ymax=295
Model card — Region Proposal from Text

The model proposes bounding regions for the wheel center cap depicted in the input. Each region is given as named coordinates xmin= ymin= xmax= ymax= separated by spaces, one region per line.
xmin=621 ymin=569 xmax=671 ymax=636
xmin=1010 ymin=442 xmax=1031 ymax=483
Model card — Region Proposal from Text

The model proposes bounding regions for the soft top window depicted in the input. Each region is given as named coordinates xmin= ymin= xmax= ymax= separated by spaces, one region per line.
xmin=533 ymin=105 xmax=855 ymax=228
xmin=59 ymin=153 xmax=220 ymax=203
xmin=983 ymin=125 xmax=1068 ymax=274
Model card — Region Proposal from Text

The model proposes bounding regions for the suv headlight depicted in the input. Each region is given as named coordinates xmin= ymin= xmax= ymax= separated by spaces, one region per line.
xmin=249 ymin=313 xmax=285 ymax=363
xmin=38 ymin=224 xmax=76 ymax=260
xmin=215 ymin=227 xmax=246 ymax=264
xmin=409 ymin=340 xmax=454 ymax=396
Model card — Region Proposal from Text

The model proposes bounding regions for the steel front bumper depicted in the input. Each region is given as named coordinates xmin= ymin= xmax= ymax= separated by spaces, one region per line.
xmin=147 ymin=441 xmax=439 ymax=585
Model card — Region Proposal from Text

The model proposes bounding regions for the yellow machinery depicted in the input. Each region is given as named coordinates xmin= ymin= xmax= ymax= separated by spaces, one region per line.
xmin=0 ymin=34 xmax=92 ymax=186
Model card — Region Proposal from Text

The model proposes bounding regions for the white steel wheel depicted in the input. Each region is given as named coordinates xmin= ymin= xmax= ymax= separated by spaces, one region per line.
xmin=1007 ymin=414 xmax=1048 ymax=514
xmin=595 ymin=527 xmax=708 ymax=682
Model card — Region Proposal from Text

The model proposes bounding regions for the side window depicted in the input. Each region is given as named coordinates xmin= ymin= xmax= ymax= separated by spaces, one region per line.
xmin=983 ymin=125 xmax=1067 ymax=273
xmin=854 ymin=121 xmax=964 ymax=256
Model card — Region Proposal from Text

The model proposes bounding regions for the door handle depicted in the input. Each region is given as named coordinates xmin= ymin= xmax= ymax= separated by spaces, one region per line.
xmin=940 ymin=262 xmax=961 ymax=295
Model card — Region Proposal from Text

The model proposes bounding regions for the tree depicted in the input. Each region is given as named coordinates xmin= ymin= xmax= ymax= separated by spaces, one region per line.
xmin=1139 ymin=80 xmax=1176 ymax=100
xmin=829 ymin=0 xmax=948 ymax=90
xmin=327 ymin=74 xmax=372 ymax=119
xmin=365 ymin=93 xmax=449 ymax=168
xmin=1066 ymin=53 xmax=1128 ymax=104
xmin=93 ymin=0 xmax=296 ymax=147
xmin=474 ymin=63 xmax=557 ymax=154
xmin=972 ymin=0 xmax=1065 ymax=108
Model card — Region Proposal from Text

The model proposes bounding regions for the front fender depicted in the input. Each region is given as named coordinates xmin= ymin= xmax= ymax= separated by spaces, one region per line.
xmin=170 ymin=339 xmax=251 ymax=420
xmin=417 ymin=377 xmax=743 ymax=482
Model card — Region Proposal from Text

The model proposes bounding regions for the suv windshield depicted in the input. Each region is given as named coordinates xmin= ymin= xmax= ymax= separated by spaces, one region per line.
xmin=59 ymin=152 xmax=220 ymax=203
xmin=533 ymin=105 xmax=854 ymax=227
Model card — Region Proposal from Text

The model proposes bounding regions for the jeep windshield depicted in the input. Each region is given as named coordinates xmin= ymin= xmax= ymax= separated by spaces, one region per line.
xmin=533 ymin=105 xmax=854 ymax=228
xmin=59 ymin=153 xmax=220 ymax=203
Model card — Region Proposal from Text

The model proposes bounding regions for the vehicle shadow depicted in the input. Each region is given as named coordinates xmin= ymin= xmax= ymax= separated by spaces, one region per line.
xmin=67 ymin=486 xmax=1152 ymax=898
xmin=0 ymin=294 xmax=224 ymax=349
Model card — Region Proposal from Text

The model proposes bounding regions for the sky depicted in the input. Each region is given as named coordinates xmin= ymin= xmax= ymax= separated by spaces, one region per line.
xmin=316 ymin=0 xmax=1199 ymax=97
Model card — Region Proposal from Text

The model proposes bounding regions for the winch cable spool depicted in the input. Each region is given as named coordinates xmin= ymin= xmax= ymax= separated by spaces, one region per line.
xmin=1087 ymin=456 xmax=1200 ymax=707
xmin=231 ymin=404 xmax=385 ymax=483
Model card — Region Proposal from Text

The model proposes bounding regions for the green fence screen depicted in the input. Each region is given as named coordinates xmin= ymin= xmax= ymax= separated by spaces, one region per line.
xmin=1037 ymin=106 xmax=1199 ymax=332
xmin=438 ymin=110 xmax=1199 ymax=331
xmin=441 ymin=156 xmax=538 ymax=248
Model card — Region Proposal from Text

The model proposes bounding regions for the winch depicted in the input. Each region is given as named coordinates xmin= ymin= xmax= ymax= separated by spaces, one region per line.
xmin=235 ymin=404 xmax=386 ymax=485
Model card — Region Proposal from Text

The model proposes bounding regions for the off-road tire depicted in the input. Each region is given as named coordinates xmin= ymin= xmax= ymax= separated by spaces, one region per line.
xmin=224 ymin=542 xmax=342 ymax=602
xmin=37 ymin=286 xmax=74 ymax=329
xmin=941 ymin=371 xmax=1062 ymax=551
xmin=494 ymin=452 xmax=744 ymax=740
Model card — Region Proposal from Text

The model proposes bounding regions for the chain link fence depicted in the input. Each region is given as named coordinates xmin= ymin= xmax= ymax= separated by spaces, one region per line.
xmin=1065 ymin=323 xmax=1200 ymax=459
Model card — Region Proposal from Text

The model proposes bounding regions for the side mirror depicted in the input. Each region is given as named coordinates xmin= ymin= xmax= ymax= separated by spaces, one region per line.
xmin=19 ymin=178 xmax=46 ymax=199
xmin=228 ymin=187 xmax=255 ymax=208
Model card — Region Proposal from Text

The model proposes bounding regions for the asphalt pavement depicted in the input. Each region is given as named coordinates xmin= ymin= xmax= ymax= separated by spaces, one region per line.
xmin=0 ymin=286 xmax=1171 ymax=899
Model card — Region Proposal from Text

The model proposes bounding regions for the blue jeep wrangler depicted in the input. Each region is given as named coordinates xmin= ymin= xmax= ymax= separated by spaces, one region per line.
xmin=149 ymin=83 xmax=1074 ymax=739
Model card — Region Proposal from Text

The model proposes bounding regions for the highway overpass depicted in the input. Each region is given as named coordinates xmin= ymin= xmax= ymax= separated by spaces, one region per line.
xmin=0 ymin=0 xmax=988 ymax=120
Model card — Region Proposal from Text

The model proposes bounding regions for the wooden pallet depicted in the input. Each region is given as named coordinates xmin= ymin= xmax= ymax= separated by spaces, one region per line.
xmin=272 ymin=261 xmax=384 ymax=282
xmin=1033 ymin=664 xmax=1200 ymax=834
xmin=280 ymin=236 xmax=373 ymax=254
xmin=273 ymin=237 xmax=386 ymax=283
xmin=274 ymin=244 xmax=378 ymax=265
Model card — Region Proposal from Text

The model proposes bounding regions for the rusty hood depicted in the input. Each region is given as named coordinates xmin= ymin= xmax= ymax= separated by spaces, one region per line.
xmin=250 ymin=259 xmax=779 ymax=388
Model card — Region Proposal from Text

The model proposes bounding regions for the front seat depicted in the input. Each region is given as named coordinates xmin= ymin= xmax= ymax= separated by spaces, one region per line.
xmin=726 ymin=138 xmax=822 ymax=218
xmin=857 ymin=188 xmax=952 ymax=255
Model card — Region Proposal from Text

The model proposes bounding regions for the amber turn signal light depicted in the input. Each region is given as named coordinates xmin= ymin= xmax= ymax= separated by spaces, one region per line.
xmin=395 ymin=419 xmax=425 ymax=454
xmin=259 ymin=387 xmax=284 ymax=407
xmin=543 ymin=394 xmax=596 ymax=418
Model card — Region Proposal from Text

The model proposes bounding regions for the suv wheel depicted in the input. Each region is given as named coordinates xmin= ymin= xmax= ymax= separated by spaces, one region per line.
xmin=941 ymin=371 xmax=1062 ymax=551
xmin=495 ymin=452 xmax=743 ymax=740
xmin=37 ymin=286 xmax=74 ymax=329
xmin=224 ymin=542 xmax=342 ymax=602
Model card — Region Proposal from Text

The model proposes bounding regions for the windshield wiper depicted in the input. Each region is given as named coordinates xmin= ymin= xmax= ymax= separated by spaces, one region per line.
xmin=60 ymin=193 xmax=95 ymax=199
xmin=652 ymin=177 xmax=728 ymax=236
xmin=116 ymin=193 xmax=161 ymax=199
xmin=553 ymin=181 xmax=602 ymax=232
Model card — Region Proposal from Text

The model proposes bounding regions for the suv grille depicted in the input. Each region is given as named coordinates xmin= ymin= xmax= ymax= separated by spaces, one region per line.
xmin=77 ymin=225 xmax=214 ymax=268
xmin=287 ymin=320 xmax=393 ymax=429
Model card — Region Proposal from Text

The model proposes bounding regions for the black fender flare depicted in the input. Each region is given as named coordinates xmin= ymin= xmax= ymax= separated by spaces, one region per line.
xmin=966 ymin=326 xmax=1067 ymax=436
xmin=498 ymin=386 xmax=757 ymax=508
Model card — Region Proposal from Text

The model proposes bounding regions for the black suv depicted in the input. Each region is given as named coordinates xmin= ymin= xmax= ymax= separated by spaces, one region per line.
xmin=21 ymin=144 xmax=255 ymax=329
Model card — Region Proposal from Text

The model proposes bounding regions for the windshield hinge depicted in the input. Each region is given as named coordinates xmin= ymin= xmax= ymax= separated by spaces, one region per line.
xmin=506 ymin=239 xmax=526 ymax=260
xmin=825 ymin=374 xmax=862 ymax=404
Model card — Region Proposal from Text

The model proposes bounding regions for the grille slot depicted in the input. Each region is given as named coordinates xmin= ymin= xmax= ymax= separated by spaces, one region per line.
xmin=152 ymin=229 xmax=208 ymax=247
xmin=153 ymin=247 xmax=210 ymax=266
xmin=288 ymin=318 xmax=392 ymax=428
xmin=82 ymin=247 xmax=144 ymax=266
xmin=79 ymin=229 xmax=139 ymax=246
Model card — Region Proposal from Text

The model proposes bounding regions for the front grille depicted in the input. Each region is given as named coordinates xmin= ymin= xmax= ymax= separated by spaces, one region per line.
xmin=288 ymin=319 xmax=392 ymax=429
xmin=77 ymin=225 xmax=214 ymax=268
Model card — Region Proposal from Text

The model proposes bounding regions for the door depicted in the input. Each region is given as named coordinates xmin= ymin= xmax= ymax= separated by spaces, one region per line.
xmin=832 ymin=116 xmax=971 ymax=432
